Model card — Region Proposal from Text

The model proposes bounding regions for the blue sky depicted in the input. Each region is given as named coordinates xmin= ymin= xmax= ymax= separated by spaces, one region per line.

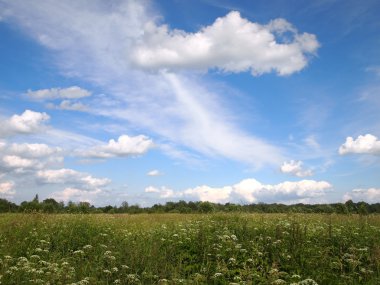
xmin=0 ymin=0 xmax=379 ymax=206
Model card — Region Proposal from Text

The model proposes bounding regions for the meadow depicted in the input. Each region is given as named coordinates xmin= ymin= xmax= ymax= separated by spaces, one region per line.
xmin=0 ymin=213 xmax=379 ymax=285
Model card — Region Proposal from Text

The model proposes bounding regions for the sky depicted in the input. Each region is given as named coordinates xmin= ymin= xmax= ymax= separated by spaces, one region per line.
xmin=0 ymin=0 xmax=379 ymax=206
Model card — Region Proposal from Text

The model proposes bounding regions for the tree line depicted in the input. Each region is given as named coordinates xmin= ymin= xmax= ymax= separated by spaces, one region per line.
xmin=0 ymin=195 xmax=379 ymax=214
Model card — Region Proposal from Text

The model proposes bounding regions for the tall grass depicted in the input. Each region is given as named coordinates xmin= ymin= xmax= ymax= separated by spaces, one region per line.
xmin=0 ymin=213 xmax=379 ymax=284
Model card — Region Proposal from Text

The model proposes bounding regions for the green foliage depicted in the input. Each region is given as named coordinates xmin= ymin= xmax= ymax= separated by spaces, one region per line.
xmin=199 ymin=201 xmax=215 ymax=213
xmin=0 ymin=197 xmax=379 ymax=215
xmin=0 ymin=213 xmax=379 ymax=284
xmin=0 ymin=199 xmax=18 ymax=213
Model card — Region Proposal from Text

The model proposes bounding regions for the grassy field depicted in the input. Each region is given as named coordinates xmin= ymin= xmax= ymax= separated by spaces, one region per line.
xmin=0 ymin=213 xmax=379 ymax=285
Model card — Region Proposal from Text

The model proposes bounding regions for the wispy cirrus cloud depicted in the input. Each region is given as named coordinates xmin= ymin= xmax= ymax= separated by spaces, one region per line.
xmin=27 ymin=86 xmax=91 ymax=100
xmin=366 ymin=66 xmax=380 ymax=77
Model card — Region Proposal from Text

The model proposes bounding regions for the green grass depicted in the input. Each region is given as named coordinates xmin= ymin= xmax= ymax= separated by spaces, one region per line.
xmin=0 ymin=213 xmax=379 ymax=284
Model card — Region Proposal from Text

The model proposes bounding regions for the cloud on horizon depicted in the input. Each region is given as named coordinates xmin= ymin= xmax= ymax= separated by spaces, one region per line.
xmin=145 ymin=178 xmax=332 ymax=204
xmin=343 ymin=188 xmax=380 ymax=203
xmin=49 ymin=187 xmax=104 ymax=204
xmin=0 ymin=181 xmax=15 ymax=198
xmin=37 ymin=168 xmax=111 ymax=188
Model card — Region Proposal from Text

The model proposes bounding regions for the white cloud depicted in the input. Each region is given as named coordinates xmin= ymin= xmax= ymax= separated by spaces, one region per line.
xmin=132 ymin=11 xmax=319 ymax=76
xmin=147 ymin=169 xmax=162 ymax=176
xmin=27 ymin=87 xmax=89 ymax=112
xmin=0 ymin=181 xmax=15 ymax=197
xmin=37 ymin=168 xmax=110 ymax=204
xmin=339 ymin=134 xmax=380 ymax=155
xmin=232 ymin=179 xmax=331 ymax=203
xmin=0 ymin=142 xmax=63 ymax=173
xmin=2 ymin=155 xmax=35 ymax=169
xmin=280 ymin=160 xmax=313 ymax=177
xmin=343 ymin=188 xmax=380 ymax=203
xmin=272 ymin=180 xmax=331 ymax=198
xmin=50 ymin=187 xmax=103 ymax=203
xmin=36 ymin=168 xmax=79 ymax=183
xmin=0 ymin=139 xmax=108 ymax=203
xmin=37 ymin=168 xmax=110 ymax=189
xmin=145 ymin=178 xmax=332 ymax=204
xmin=9 ymin=143 xmax=61 ymax=158
xmin=184 ymin=185 xmax=233 ymax=203
xmin=46 ymin=100 xmax=87 ymax=111
xmin=0 ymin=110 xmax=50 ymax=137
xmin=27 ymin=86 xmax=91 ymax=100
xmin=145 ymin=186 xmax=160 ymax=193
xmin=145 ymin=186 xmax=176 ymax=198
xmin=81 ymin=175 xmax=110 ymax=188
xmin=82 ymin=135 xmax=154 ymax=158
xmin=8 ymin=110 xmax=49 ymax=133
xmin=233 ymin=178 xmax=265 ymax=203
